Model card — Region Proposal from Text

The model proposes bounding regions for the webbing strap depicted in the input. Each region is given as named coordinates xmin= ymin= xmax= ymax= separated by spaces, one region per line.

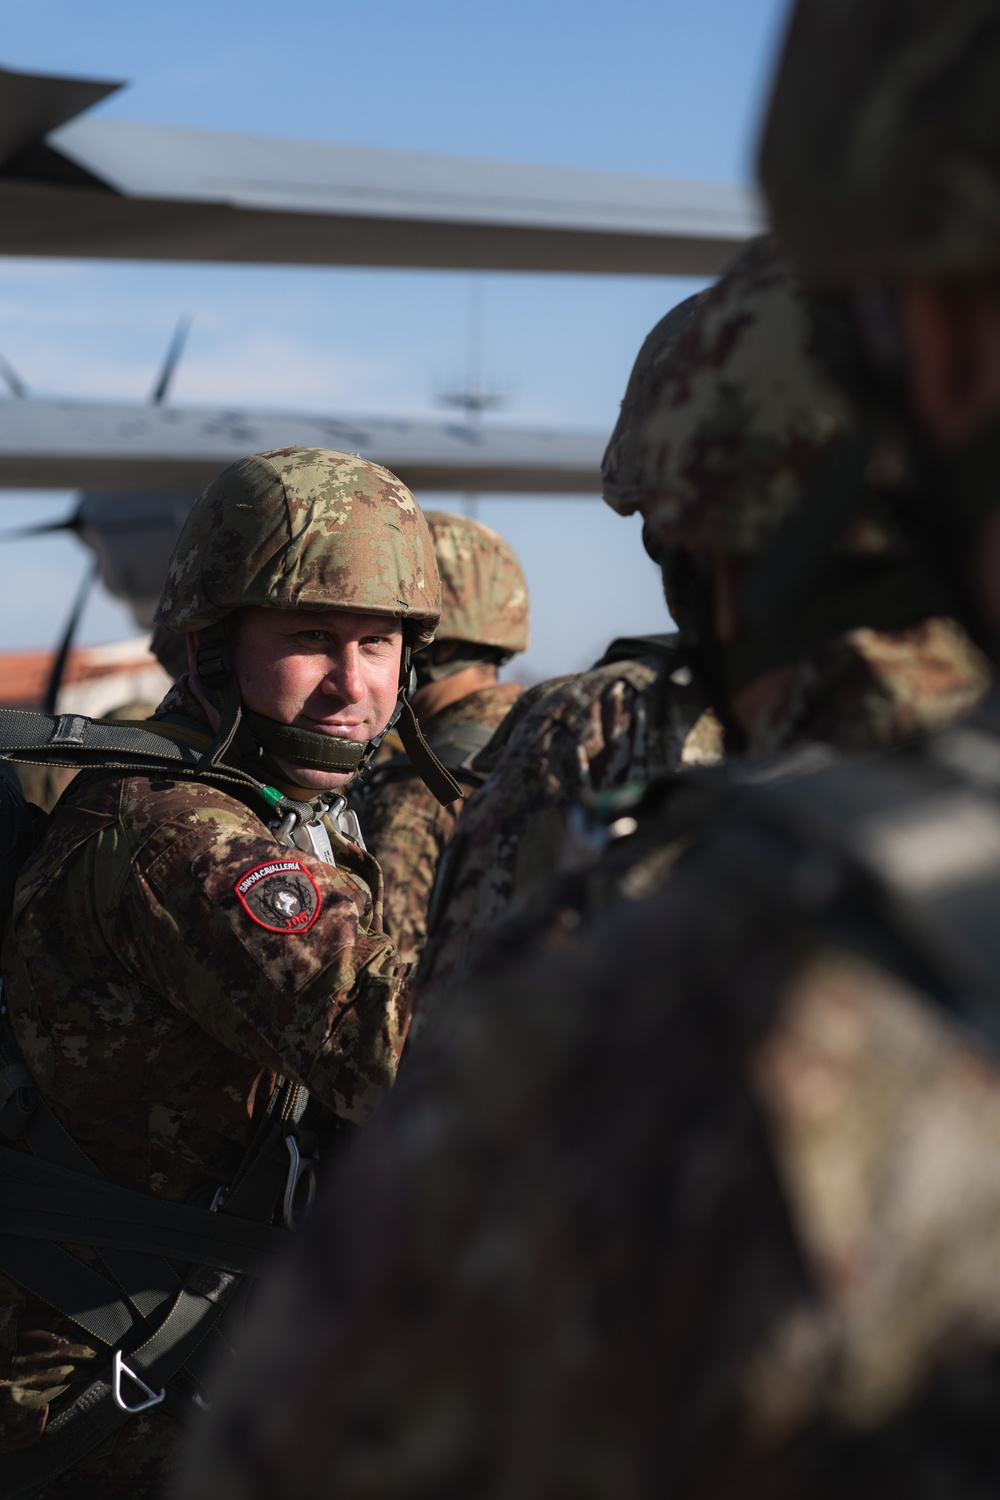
xmin=0 ymin=708 xmax=267 ymax=798
xmin=0 ymin=1275 xmax=243 ymax=1500
xmin=592 ymin=632 xmax=681 ymax=669
xmin=0 ymin=1047 xmax=304 ymax=1496
xmin=0 ymin=709 xmax=204 ymax=763
xmin=396 ymin=699 xmax=465 ymax=805
xmin=0 ymin=1148 xmax=284 ymax=1276
xmin=0 ymin=1235 xmax=135 ymax=1348
xmin=377 ymin=719 xmax=499 ymax=784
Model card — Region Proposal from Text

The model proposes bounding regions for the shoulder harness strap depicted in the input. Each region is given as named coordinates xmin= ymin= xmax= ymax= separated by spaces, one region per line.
xmin=712 ymin=705 xmax=1000 ymax=1048
xmin=0 ymin=996 xmax=323 ymax=1497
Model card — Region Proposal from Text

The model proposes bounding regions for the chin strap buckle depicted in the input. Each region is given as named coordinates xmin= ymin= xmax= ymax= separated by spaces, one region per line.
xmin=195 ymin=638 xmax=231 ymax=689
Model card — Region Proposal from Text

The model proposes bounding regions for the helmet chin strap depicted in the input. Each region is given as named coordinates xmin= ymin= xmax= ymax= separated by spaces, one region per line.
xmin=195 ymin=628 xmax=464 ymax=806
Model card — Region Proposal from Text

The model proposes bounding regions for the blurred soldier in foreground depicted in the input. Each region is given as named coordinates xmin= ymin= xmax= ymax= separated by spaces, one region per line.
xmin=413 ymin=237 xmax=986 ymax=1014
xmin=0 ymin=448 xmax=460 ymax=1497
xmin=350 ymin=512 xmax=527 ymax=971
xmin=177 ymin=7 xmax=1000 ymax=1495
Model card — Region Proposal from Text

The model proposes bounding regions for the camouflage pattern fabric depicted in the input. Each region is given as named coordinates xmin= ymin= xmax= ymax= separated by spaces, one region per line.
xmin=0 ymin=680 xmax=402 ymax=1487
xmin=741 ymin=617 xmax=989 ymax=757
xmin=156 ymin=447 xmax=440 ymax=647
xmin=419 ymin=617 xmax=988 ymax=1027
xmin=174 ymin=785 xmax=1000 ymax=1500
xmin=602 ymin=238 xmax=857 ymax=555
xmin=411 ymin=649 xmax=722 ymax=1007
xmin=352 ymin=681 xmax=524 ymax=971
xmin=759 ymin=0 xmax=1000 ymax=283
xmin=423 ymin=512 xmax=529 ymax=655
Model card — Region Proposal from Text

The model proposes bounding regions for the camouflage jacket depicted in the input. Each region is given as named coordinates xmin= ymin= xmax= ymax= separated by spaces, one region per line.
xmin=351 ymin=682 xmax=523 ymax=972
xmin=423 ymin=618 xmax=990 ymax=1007
xmin=175 ymin=688 xmax=1000 ymax=1500
xmin=744 ymin=617 xmax=990 ymax=757
xmin=0 ymin=680 xmax=401 ymax=1478
xmin=411 ymin=641 xmax=722 ymax=1006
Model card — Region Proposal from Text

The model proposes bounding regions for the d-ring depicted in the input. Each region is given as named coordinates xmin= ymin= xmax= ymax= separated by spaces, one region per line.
xmin=283 ymin=1135 xmax=317 ymax=1229
xmin=112 ymin=1350 xmax=166 ymax=1414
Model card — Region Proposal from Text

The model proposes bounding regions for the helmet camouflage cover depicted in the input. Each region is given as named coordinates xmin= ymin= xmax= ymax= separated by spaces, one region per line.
xmin=156 ymin=447 xmax=441 ymax=649
xmin=758 ymin=0 xmax=1000 ymax=283
xmin=424 ymin=511 xmax=529 ymax=657
xmin=603 ymin=238 xmax=858 ymax=555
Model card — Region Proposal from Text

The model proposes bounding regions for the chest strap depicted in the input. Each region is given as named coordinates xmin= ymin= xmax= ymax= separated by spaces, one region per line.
xmin=0 ymin=1002 xmax=317 ymax=1499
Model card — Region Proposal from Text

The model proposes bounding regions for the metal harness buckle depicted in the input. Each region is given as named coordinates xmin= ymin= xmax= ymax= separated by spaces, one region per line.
xmin=112 ymin=1349 xmax=166 ymax=1414
xmin=283 ymin=1135 xmax=317 ymax=1230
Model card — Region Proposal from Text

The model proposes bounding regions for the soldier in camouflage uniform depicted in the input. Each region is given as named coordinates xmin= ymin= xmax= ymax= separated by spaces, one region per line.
xmin=413 ymin=238 xmax=986 ymax=1011
xmin=350 ymin=512 xmax=527 ymax=971
xmin=409 ymin=298 xmax=724 ymax=1010
xmin=0 ymin=447 xmax=452 ymax=1497
xmin=174 ymin=6 xmax=1000 ymax=1497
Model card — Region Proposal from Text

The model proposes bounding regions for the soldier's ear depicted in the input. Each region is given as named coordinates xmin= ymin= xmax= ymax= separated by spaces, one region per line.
xmin=186 ymin=632 xmax=201 ymax=679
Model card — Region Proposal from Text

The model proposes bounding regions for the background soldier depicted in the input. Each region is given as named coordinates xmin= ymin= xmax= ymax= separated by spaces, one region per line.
xmin=0 ymin=446 xmax=449 ymax=1496
xmin=413 ymin=236 xmax=986 ymax=1017
xmin=351 ymin=511 xmax=527 ymax=971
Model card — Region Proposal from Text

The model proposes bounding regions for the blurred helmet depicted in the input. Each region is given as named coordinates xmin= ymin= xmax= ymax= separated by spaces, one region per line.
xmin=600 ymin=238 xmax=952 ymax=725
xmin=601 ymin=292 xmax=705 ymax=518
xmin=156 ymin=447 xmax=440 ymax=648
xmin=758 ymin=0 xmax=1000 ymax=283
xmin=603 ymin=238 xmax=860 ymax=555
xmin=424 ymin=511 xmax=529 ymax=658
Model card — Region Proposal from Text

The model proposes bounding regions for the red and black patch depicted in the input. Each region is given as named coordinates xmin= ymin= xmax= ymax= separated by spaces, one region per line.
xmin=233 ymin=859 xmax=321 ymax=934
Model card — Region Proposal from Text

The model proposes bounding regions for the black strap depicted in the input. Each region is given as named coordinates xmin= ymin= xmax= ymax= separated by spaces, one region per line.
xmin=0 ymin=1008 xmax=306 ymax=1496
xmin=375 ymin=719 xmax=500 ymax=787
xmin=591 ymin=632 xmax=682 ymax=669
xmin=0 ymin=708 xmax=268 ymax=798
xmin=395 ymin=699 xmax=465 ymax=805
xmin=0 ymin=1149 xmax=284 ymax=1275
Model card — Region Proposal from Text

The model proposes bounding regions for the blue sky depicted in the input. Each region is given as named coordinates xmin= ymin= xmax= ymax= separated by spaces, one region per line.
xmin=0 ymin=0 xmax=788 ymax=680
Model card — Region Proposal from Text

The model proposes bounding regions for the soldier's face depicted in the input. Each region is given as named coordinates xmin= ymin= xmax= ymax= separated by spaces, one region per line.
xmin=231 ymin=606 xmax=404 ymax=793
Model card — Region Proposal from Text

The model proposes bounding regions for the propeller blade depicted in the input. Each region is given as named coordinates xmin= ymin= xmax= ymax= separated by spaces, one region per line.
xmin=0 ymin=516 xmax=79 ymax=543
xmin=149 ymin=315 xmax=191 ymax=406
xmin=0 ymin=350 xmax=27 ymax=400
xmin=43 ymin=557 xmax=99 ymax=716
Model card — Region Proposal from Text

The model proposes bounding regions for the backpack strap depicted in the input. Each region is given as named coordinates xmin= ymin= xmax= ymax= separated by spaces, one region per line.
xmin=0 ymin=1000 xmax=320 ymax=1498
xmin=591 ymin=632 xmax=683 ymax=670
xmin=375 ymin=719 xmax=502 ymax=790
xmin=705 ymin=707 xmax=1000 ymax=1049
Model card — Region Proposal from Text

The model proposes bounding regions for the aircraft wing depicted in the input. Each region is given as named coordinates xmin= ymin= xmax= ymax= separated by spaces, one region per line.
xmin=0 ymin=62 xmax=764 ymax=276
xmin=0 ymin=396 xmax=606 ymax=495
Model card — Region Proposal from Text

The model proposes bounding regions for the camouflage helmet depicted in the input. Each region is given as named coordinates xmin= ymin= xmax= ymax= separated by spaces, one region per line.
xmin=603 ymin=238 xmax=858 ymax=555
xmin=155 ymin=447 xmax=440 ymax=648
xmin=758 ymin=0 xmax=1000 ymax=283
xmin=602 ymin=292 xmax=705 ymax=516
xmin=423 ymin=511 xmax=529 ymax=657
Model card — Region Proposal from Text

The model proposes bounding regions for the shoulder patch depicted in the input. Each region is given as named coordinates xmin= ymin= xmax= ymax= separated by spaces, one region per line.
xmin=233 ymin=859 xmax=321 ymax=934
